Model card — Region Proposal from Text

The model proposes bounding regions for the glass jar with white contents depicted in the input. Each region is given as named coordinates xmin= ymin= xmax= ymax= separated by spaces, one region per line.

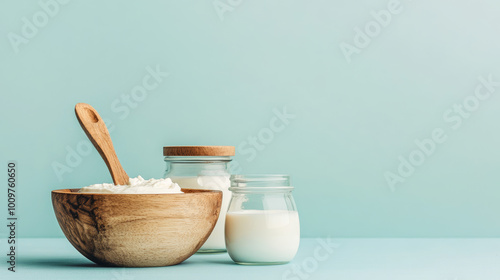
xmin=163 ymin=146 xmax=235 ymax=253
xmin=226 ymin=175 xmax=300 ymax=265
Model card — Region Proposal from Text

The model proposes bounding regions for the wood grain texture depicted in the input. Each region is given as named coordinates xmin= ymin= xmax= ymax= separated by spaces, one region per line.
xmin=163 ymin=146 xmax=235 ymax=157
xmin=74 ymin=103 xmax=129 ymax=185
xmin=52 ymin=188 xmax=222 ymax=267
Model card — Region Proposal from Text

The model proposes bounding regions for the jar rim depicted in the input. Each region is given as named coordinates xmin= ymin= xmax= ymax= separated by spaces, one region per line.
xmin=229 ymin=186 xmax=294 ymax=193
xmin=164 ymin=156 xmax=232 ymax=163
xmin=231 ymin=174 xmax=289 ymax=181
xmin=230 ymin=174 xmax=292 ymax=192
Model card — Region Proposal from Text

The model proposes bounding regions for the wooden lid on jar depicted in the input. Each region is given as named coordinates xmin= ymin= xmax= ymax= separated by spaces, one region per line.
xmin=163 ymin=146 xmax=235 ymax=156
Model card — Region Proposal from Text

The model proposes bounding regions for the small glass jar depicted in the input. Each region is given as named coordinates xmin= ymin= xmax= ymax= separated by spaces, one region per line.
xmin=163 ymin=146 xmax=235 ymax=253
xmin=225 ymin=175 xmax=300 ymax=265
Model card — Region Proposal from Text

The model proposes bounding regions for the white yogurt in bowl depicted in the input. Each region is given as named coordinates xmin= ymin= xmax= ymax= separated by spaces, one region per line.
xmin=78 ymin=176 xmax=183 ymax=194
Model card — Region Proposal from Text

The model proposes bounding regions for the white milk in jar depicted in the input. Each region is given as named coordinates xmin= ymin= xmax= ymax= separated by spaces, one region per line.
xmin=225 ymin=210 xmax=300 ymax=263
xmin=226 ymin=175 xmax=300 ymax=264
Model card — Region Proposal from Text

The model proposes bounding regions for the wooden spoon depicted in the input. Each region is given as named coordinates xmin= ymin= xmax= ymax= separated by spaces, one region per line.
xmin=75 ymin=103 xmax=129 ymax=185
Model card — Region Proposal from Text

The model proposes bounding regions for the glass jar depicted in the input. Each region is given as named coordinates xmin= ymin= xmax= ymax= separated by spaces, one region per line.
xmin=163 ymin=146 xmax=235 ymax=253
xmin=225 ymin=175 xmax=300 ymax=265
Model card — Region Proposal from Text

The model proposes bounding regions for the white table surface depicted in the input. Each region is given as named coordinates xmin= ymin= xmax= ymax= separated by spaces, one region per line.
xmin=1 ymin=238 xmax=499 ymax=280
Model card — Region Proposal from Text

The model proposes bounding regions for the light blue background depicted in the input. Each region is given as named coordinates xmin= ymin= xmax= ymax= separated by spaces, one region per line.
xmin=1 ymin=0 xmax=499 ymax=238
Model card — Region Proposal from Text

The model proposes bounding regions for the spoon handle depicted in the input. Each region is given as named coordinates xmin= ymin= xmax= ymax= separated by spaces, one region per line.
xmin=74 ymin=103 xmax=129 ymax=185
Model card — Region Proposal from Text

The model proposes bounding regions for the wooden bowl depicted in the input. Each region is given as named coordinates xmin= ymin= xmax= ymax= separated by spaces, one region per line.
xmin=51 ymin=188 xmax=222 ymax=267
